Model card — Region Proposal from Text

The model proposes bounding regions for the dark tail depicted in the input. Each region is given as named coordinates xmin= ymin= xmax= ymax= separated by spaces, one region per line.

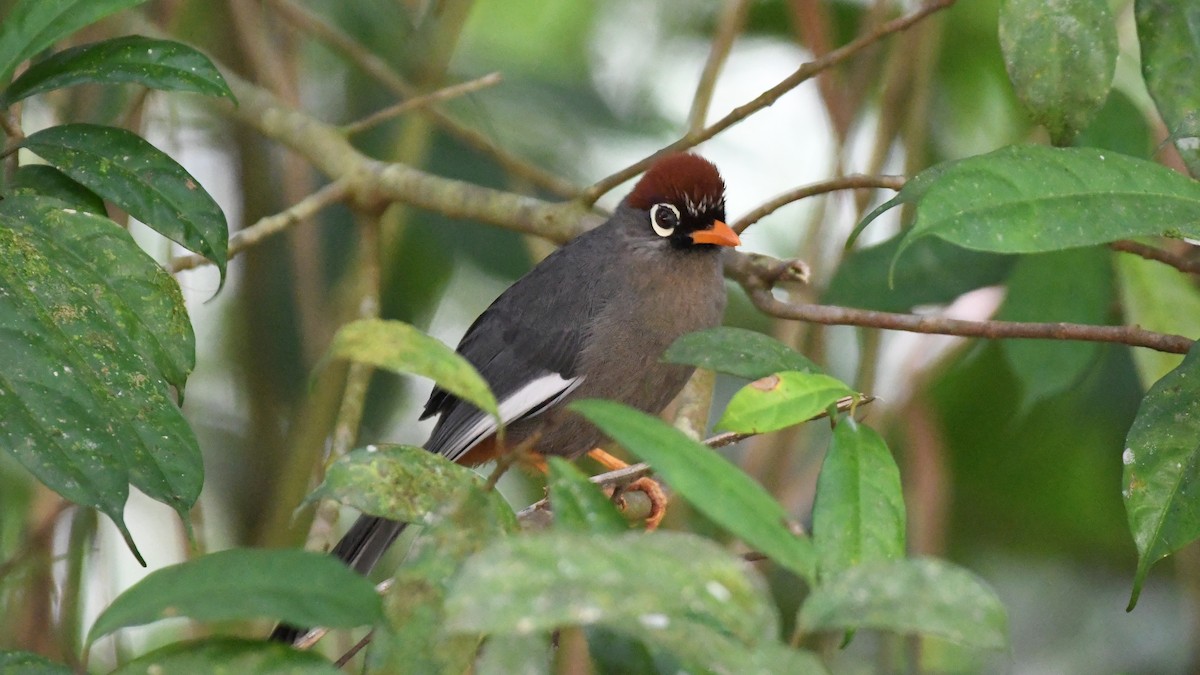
xmin=269 ymin=515 xmax=408 ymax=644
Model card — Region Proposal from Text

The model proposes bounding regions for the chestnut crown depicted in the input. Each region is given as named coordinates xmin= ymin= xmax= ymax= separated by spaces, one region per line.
xmin=625 ymin=153 xmax=731 ymax=249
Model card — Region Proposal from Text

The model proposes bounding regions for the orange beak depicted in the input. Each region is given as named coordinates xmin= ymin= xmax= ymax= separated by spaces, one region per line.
xmin=689 ymin=220 xmax=741 ymax=247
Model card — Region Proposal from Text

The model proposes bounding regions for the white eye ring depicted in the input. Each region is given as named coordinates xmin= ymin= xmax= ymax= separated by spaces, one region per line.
xmin=650 ymin=203 xmax=679 ymax=238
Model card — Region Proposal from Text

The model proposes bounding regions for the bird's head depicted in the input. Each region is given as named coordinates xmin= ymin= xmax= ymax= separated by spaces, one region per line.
xmin=624 ymin=153 xmax=741 ymax=251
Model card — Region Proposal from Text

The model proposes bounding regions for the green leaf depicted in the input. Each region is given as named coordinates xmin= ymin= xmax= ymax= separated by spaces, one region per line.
xmin=997 ymin=247 xmax=1111 ymax=404
xmin=888 ymin=146 xmax=1200 ymax=265
xmin=9 ymin=164 xmax=106 ymax=214
xmin=825 ymin=234 xmax=1014 ymax=312
xmin=445 ymin=531 xmax=777 ymax=645
xmin=0 ymin=197 xmax=200 ymax=560
xmin=330 ymin=319 xmax=498 ymax=422
xmin=87 ymin=549 xmax=384 ymax=644
xmin=571 ymin=400 xmax=817 ymax=583
xmin=1074 ymin=89 xmax=1154 ymax=159
xmin=999 ymin=0 xmax=1116 ymax=144
xmin=1136 ymin=0 xmax=1200 ymax=177
xmin=306 ymin=444 xmax=491 ymax=522
xmin=109 ymin=638 xmax=340 ymax=675
xmin=369 ymin=488 xmax=514 ymax=675
xmin=799 ymin=558 xmax=1008 ymax=650
xmin=546 ymin=457 xmax=626 ymax=534
xmin=715 ymin=371 xmax=856 ymax=435
xmin=585 ymin=627 xmax=660 ymax=675
xmin=634 ymin=621 xmax=829 ymax=675
xmin=0 ymin=650 xmax=73 ymax=675
xmin=0 ymin=0 xmax=146 ymax=84
xmin=1123 ymin=342 xmax=1200 ymax=610
xmin=21 ymin=123 xmax=229 ymax=283
xmin=474 ymin=634 xmax=551 ymax=675
xmin=1116 ymin=253 xmax=1200 ymax=387
xmin=2 ymin=35 xmax=234 ymax=106
xmin=847 ymin=156 xmax=964 ymax=249
xmin=663 ymin=327 xmax=821 ymax=379
xmin=813 ymin=419 xmax=905 ymax=582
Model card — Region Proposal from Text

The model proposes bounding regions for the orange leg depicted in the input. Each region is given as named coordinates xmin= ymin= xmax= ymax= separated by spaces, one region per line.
xmin=586 ymin=449 xmax=668 ymax=531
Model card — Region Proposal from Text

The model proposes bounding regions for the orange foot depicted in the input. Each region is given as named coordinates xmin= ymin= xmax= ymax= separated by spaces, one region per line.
xmin=587 ymin=449 xmax=669 ymax=530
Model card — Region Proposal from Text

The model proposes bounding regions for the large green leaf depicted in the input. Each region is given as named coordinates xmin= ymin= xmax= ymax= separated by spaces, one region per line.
xmin=1123 ymin=342 xmax=1200 ymax=610
xmin=997 ymin=247 xmax=1111 ymax=404
xmin=9 ymin=164 xmax=106 ymax=215
xmin=2 ymin=35 xmax=234 ymax=105
xmin=87 ymin=549 xmax=384 ymax=644
xmin=21 ymin=124 xmax=229 ymax=282
xmin=0 ymin=197 xmax=200 ymax=561
xmin=572 ymin=400 xmax=817 ymax=583
xmin=999 ymin=0 xmax=1116 ymax=143
xmin=799 ymin=558 xmax=1008 ymax=650
xmin=368 ymin=488 xmax=515 ymax=675
xmin=109 ymin=638 xmax=340 ymax=675
xmin=445 ymin=531 xmax=777 ymax=645
xmin=0 ymin=0 xmax=146 ymax=83
xmin=1116 ymin=253 xmax=1200 ymax=387
xmin=715 ymin=371 xmax=856 ymax=435
xmin=663 ymin=327 xmax=820 ymax=379
xmin=858 ymin=146 xmax=1200 ymax=267
xmin=305 ymin=444 xmax=491 ymax=523
xmin=330 ymin=319 xmax=498 ymax=422
xmin=545 ymin=456 xmax=626 ymax=534
xmin=812 ymin=419 xmax=906 ymax=582
xmin=1136 ymin=0 xmax=1200 ymax=177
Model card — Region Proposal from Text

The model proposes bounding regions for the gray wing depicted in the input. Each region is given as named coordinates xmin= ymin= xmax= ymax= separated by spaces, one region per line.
xmin=422 ymin=226 xmax=612 ymax=460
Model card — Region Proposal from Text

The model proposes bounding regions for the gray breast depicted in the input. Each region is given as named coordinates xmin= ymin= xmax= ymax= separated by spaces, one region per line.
xmin=508 ymin=249 xmax=727 ymax=458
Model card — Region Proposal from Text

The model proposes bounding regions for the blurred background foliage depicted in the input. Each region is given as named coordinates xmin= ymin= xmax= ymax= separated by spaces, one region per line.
xmin=1 ymin=0 xmax=1196 ymax=672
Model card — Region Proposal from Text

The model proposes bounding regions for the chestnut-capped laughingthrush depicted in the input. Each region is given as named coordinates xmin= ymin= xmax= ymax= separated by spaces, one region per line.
xmin=271 ymin=152 xmax=740 ymax=644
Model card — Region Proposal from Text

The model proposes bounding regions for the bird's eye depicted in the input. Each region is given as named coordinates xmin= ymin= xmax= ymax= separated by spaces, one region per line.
xmin=650 ymin=203 xmax=679 ymax=237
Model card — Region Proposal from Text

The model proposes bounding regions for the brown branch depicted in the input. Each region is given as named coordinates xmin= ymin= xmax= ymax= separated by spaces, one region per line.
xmin=732 ymin=174 xmax=905 ymax=233
xmin=1 ymin=106 xmax=22 ymax=182
xmin=687 ymin=0 xmax=752 ymax=133
xmin=747 ymin=288 xmax=1195 ymax=354
xmin=304 ymin=211 xmax=384 ymax=555
xmin=1111 ymin=239 xmax=1200 ymax=276
xmin=168 ymin=179 xmax=350 ymax=273
xmin=335 ymin=631 xmax=373 ymax=667
xmin=267 ymin=0 xmax=577 ymax=198
xmin=152 ymin=11 xmax=1192 ymax=362
xmin=342 ymin=72 xmax=503 ymax=136
xmin=581 ymin=0 xmax=957 ymax=204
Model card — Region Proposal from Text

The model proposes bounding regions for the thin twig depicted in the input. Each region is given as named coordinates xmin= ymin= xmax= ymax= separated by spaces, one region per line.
xmin=304 ymin=210 xmax=383 ymax=555
xmin=168 ymin=179 xmax=350 ymax=273
xmin=732 ymin=174 xmax=905 ymax=232
xmin=342 ymin=72 xmax=503 ymax=136
xmin=748 ymin=288 xmax=1195 ymax=354
xmin=335 ymin=631 xmax=373 ymax=667
xmin=267 ymin=0 xmax=577 ymax=197
xmin=1 ymin=107 xmax=23 ymax=182
xmin=582 ymin=0 xmax=957 ymax=204
xmin=1111 ymin=239 xmax=1200 ymax=275
xmin=687 ymin=0 xmax=752 ymax=133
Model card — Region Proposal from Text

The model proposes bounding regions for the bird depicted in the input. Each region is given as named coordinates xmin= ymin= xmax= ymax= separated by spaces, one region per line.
xmin=271 ymin=152 xmax=739 ymax=644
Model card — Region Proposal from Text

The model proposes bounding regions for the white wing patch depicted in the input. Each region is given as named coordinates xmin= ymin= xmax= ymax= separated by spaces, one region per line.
xmin=442 ymin=372 xmax=584 ymax=462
